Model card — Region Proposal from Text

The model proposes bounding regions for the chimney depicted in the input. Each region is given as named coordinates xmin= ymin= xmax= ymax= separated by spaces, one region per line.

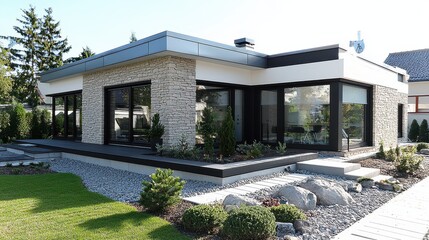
xmin=234 ymin=37 xmax=255 ymax=50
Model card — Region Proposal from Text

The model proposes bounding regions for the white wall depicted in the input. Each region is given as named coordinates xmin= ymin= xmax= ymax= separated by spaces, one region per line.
xmin=38 ymin=75 xmax=83 ymax=96
xmin=195 ymin=60 xmax=253 ymax=85
xmin=409 ymin=81 xmax=429 ymax=95
xmin=342 ymin=55 xmax=408 ymax=93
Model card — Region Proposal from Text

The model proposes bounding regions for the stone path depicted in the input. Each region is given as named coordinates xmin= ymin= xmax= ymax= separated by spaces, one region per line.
xmin=333 ymin=176 xmax=429 ymax=240
xmin=183 ymin=173 xmax=310 ymax=204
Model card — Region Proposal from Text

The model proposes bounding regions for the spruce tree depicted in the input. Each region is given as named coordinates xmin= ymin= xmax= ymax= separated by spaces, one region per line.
xmin=2 ymin=6 xmax=71 ymax=106
xmin=408 ymin=119 xmax=420 ymax=142
xmin=419 ymin=119 xmax=429 ymax=142
xmin=199 ymin=107 xmax=216 ymax=158
xmin=38 ymin=7 xmax=71 ymax=71
xmin=0 ymin=46 xmax=12 ymax=103
xmin=64 ymin=46 xmax=95 ymax=63
xmin=219 ymin=106 xmax=236 ymax=156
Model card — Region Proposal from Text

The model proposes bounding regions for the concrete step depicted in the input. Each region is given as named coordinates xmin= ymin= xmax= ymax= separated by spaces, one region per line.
xmin=297 ymin=159 xmax=361 ymax=176
xmin=344 ymin=167 xmax=380 ymax=180
xmin=0 ymin=154 xmax=34 ymax=162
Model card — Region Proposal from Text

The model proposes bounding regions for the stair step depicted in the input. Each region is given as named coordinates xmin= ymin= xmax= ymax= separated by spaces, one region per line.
xmin=297 ymin=160 xmax=361 ymax=176
xmin=344 ymin=167 xmax=380 ymax=180
xmin=0 ymin=147 xmax=6 ymax=151
xmin=0 ymin=155 xmax=34 ymax=162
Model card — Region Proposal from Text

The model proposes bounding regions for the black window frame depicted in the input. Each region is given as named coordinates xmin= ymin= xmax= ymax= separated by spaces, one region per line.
xmin=50 ymin=90 xmax=82 ymax=141
xmin=104 ymin=81 xmax=151 ymax=146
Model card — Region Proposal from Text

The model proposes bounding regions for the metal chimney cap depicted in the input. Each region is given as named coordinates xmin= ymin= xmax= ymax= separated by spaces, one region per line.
xmin=234 ymin=37 xmax=255 ymax=46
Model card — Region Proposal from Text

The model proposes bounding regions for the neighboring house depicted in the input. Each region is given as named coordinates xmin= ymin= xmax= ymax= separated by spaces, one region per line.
xmin=385 ymin=49 xmax=429 ymax=131
xmin=39 ymin=31 xmax=408 ymax=152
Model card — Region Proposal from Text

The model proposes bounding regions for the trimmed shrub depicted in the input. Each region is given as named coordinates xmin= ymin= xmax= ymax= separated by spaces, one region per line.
xmin=236 ymin=140 xmax=269 ymax=159
xmin=199 ymin=107 xmax=216 ymax=158
xmin=9 ymin=103 xmax=30 ymax=140
xmin=140 ymin=168 xmax=185 ymax=212
xmin=182 ymin=204 xmax=227 ymax=234
xmin=395 ymin=151 xmax=423 ymax=174
xmin=0 ymin=111 xmax=10 ymax=143
xmin=40 ymin=109 xmax=51 ymax=138
xmin=222 ymin=206 xmax=276 ymax=240
xmin=408 ymin=119 xmax=420 ymax=142
xmin=270 ymin=204 xmax=307 ymax=223
xmin=219 ymin=106 xmax=236 ymax=157
xmin=417 ymin=142 xmax=429 ymax=152
xmin=375 ymin=141 xmax=386 ymax=159
xmin=385 ymin=147 xmax=397 ymax=162
xmin=419 ymin=119 xmax=429 ymax=142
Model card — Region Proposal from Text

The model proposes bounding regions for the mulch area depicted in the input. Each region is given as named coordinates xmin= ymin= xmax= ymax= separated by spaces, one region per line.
xmin=359 ymin=155 xmax=429 ymax=189
xmin=0 ymin=165 xmax=54 ymax=175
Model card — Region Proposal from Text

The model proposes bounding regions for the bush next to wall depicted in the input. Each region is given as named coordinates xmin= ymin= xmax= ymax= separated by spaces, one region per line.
xmin=408 ymin=119 xmax=420 ymax=142
xmin=199 ymin=107 xmax=216 ymax=158
xmin=418 ymin=119 xmax=429 ymax=142
xmin=30 ymin=108 xmax=52 ymax=139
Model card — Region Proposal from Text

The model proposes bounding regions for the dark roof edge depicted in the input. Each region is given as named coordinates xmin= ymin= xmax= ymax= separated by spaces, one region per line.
xmin=268 ymin=44 xmax=340 ymax=58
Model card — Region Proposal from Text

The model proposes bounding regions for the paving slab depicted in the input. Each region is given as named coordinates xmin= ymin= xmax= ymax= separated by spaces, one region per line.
xmin=333 ymin=176 xmax=429 ymax=240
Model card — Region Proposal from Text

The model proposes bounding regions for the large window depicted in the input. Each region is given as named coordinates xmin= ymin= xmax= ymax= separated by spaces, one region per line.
xmin=195 ymin=84 xmax=244 ymax=144
xmin=261 ymin=90 xmax=278 ymax=143
xmin=284 ymin=85 xmax=330 ymax=145
xmin=107 ymin=84 xmax=151 ymax=145
xmin=408 ymin=96 xmax=429 ymax=113
xmin=342 ymin=84 xmax=367 ymax=149
xmin=53 ymin=92 xmax=82 ymax=140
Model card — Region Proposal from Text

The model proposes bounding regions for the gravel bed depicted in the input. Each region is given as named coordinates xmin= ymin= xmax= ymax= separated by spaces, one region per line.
xmin=48 ymin=158 xmax=297 ymax=202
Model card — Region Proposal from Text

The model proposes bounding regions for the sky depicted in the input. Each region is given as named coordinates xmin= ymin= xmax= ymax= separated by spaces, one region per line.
xmin=1 ymin=0 xmax=429 ymax=63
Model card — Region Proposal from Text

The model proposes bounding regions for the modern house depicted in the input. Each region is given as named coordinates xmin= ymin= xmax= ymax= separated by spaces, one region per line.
xmin=385 ymin=49 xmax=429 ymax=129
xmin=39 ymin=31 xmax=408 ymax=153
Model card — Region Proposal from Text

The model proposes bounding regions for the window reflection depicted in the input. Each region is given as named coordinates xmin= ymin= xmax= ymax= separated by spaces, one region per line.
xmin=261 ymin=90 xmax=278 ymax=143
xmin=284 ymin=85 xmax=330 ymax=145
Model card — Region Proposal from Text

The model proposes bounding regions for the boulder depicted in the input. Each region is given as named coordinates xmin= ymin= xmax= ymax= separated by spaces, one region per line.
xmin=293 ymin=219 xmax=311 ymax=234
xmin=359 ymin=179 xmax=375 ymax=188
xmin=274 ymin=185 xmax=317 ymax=210
xmin=347 ymin=182 xmax=362 ymax=193
xmin=222 ymin=194 xmax=260 ymax=208
xmin=276 ymin=222 xmax=295 ymax=237
xmin=420 ymin=148 xmax=429 ymax=155
xmin=299 ymin=179 xmax=354 ymax=206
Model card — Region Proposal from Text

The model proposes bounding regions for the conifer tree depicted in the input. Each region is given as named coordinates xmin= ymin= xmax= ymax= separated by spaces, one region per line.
xmin=0 ymin=46 xmax=12 ymax=103
xmin=130 ymin=32 xmax=137 ymax=43
xmin=409 ymin=119 xmax=420 ymax=142
xmin=219 ymin=106 xmax=236 ymax=156
xmin=199 ymin=107 xmax=216 ymax=158
xmin=419 ymin=119 xmax=429 ymax=142
xmin=64 ymin=46 xmax=95 ymax=63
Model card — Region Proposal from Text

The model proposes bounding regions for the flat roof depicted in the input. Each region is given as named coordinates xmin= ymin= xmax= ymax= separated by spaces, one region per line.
xmin=41 ymin=31 xmax=269 ymax=82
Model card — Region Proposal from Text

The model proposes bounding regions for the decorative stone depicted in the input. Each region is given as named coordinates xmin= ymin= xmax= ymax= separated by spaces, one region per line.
xmin=293 ymin=219 xmax=311 ymax=234
xmin=284 ymin=236 xmax=300 ymax=240
xmin=276 ymin=222 xmax=295 ymax=237
xmin=275 ymin=185 xmax=317 ymax=210
xmin=360 ymin=179 xmax=375 ymax=188
xmin=420 ymin=149 xmax=429 ymax=155
xmin=376 ymin=181 xmax=403 ymax=192
xmin=222 ymin=194 xmax=260 ymax=207
xmin=347 ymin=182 xmax=362 ymax=193
xmin=300 ymin=179 xmax=354 ymax=206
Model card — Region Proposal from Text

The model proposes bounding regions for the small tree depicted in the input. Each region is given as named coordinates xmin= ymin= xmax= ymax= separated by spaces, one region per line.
xmin=149 ymin=113 xmax=165 ymax=141
xmin=140 ymin=168 xmax=185 ymax=212
xmin=408 ymin=119 xmax=420 ymax=142
xmin=199 ymin=107 xmax=216 ymax=158
xmin=375 ymin=141 xmax=386 ymax=159
xmin=418 ymin=119 xmax=429 ymax=142
xmin=219 ymin=106 xmax=235 ymax=157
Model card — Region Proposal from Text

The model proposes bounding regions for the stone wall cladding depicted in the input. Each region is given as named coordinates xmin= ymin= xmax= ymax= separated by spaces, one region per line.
xmin=82 ymin=56 xmax=196 ymax=146
xmin=372 ymin=85 xmax=408 ymax=149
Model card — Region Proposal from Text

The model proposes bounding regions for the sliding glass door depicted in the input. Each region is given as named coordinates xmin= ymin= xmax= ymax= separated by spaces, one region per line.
xmin=52 ymin=92 xmax=82 ymax=140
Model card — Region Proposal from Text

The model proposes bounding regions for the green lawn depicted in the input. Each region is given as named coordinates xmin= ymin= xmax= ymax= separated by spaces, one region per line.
xmin=0 ymin=173 xmax=190 ymax=240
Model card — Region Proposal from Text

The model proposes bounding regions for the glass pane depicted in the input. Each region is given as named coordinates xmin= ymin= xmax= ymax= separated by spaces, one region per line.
xmin=261 ymin=90 xmax=278 ymax=143
xmin=76 ymin=94 xmax=82 ymax=138
xmin=109 ymin=88 xmax=130 ymax=142
xmin=235 ymin=90 xmax=243 ymax=142
xmin=133 ymin=85 xmax=151 ymax=144
xmin=418 ymin=96 xmax=429 ymax=112
xmin=343 ymin=84 xmax=367 ymax=104
xmin=54 ymin=97 xmax=65 ymax=137
xmin=196 ymin=85 xmax=229 ymax=144
xmin=342 ymin=104 xmax=365 ymax=148
xmin=67 ymin=95 xmax=75 ymax=137
xmin=284 ymin=85 xmax=330 ymax=145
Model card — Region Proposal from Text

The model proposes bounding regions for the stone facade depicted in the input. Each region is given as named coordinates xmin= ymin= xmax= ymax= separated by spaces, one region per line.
xmin=372 ymin=85 xmax=408 ymax=149
xmin=82 ymin=56 xmax=196 ymax=146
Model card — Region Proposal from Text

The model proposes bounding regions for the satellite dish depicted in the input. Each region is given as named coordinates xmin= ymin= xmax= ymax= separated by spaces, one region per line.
xmin=349 ymin=31 xmax=365 ymax=54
